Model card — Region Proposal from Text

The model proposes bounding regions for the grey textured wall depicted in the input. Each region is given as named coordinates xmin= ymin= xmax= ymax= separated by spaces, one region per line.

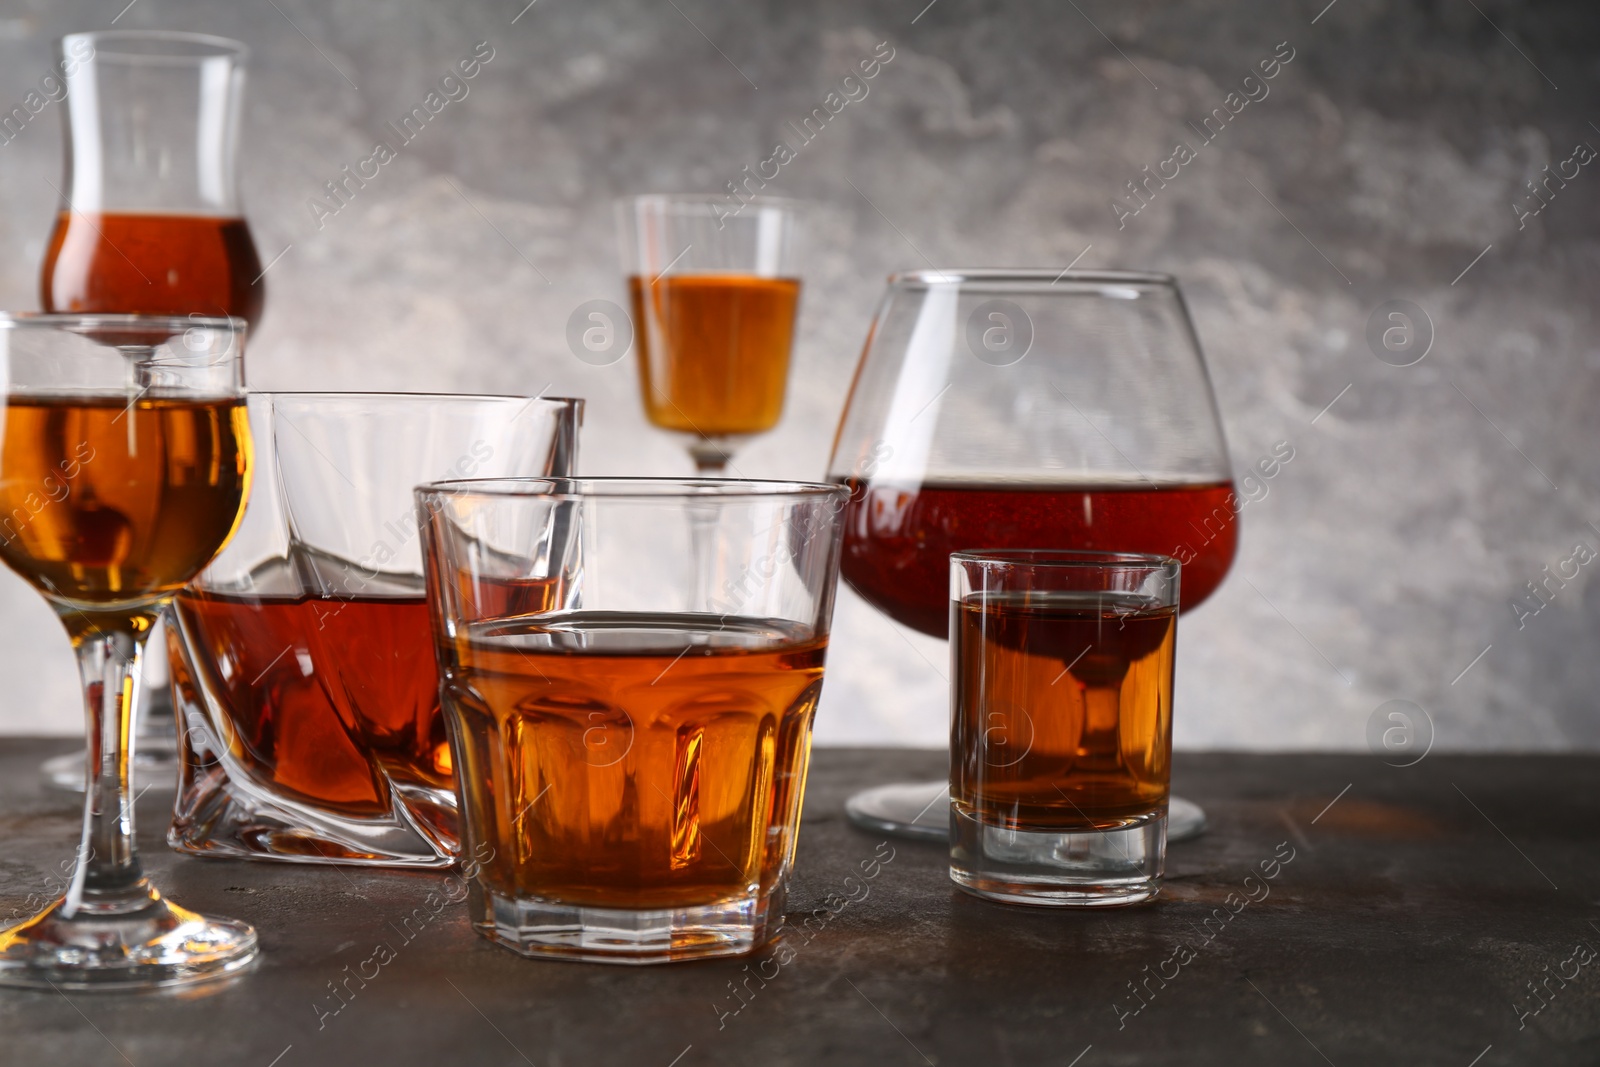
xmin=0 ymin=0 xmax=1594 ymax=749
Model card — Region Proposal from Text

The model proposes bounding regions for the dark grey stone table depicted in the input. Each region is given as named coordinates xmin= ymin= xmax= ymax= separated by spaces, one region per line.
xmin=0 ymin=740 xmax=1594 ymax=1066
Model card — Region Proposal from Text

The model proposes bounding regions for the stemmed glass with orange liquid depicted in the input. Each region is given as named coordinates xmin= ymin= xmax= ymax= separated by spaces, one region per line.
xmin=37 ymin=31 xmax=262 ymax=792
xmin=0 ymin=314 xmax=257 ymax=988
xmin=615 ymin=195 xmax=802 ymax=473
xmin=41 ymin=31 xmax=263 ymax=321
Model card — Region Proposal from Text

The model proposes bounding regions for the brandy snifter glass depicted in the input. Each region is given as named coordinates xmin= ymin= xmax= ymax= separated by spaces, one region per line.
xmin=828 ymin=270 xmax=1237 ymax=842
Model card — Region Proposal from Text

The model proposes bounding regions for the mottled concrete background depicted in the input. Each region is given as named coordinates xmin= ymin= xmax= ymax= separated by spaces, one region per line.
xmin=0 ymin=0 xmax=1594 ymax=750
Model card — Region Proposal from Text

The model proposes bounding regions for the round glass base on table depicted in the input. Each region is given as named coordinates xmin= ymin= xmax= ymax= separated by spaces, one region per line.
xmin=0 ymin=889 xmax=257 ymax=990
xmin=844 ymin=782 xmax=1208 ymax=844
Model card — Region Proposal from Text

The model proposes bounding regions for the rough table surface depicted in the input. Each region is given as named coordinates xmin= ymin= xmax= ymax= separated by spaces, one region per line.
xmin=0 ymin=740 xmax=1594 ymax=1066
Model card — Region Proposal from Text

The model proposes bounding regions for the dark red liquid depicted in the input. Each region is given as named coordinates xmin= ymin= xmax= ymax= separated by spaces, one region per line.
xmin=41 ymin=211 xmax=265 ymax=324
xmin=837 ymin=480 xmax=1238 ymax=637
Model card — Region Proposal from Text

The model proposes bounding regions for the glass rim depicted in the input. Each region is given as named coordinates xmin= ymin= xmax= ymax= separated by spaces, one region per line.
xmin=0 ymin=312 xmax=245 ymax=333
xmin=951 ymin=548 xmax=1181 ymax=571
xmin=261 ymin=391 xmax=583 ymax=406
xmin=60 ymin=30 xmax=249 ymax=63
xmin=417 ymin=475 xmax=847 ymax=501
xmin=886 ymin=268 xmax=1178 ymax=291
xmin=616 ymin=193 xmax=808 ymax=215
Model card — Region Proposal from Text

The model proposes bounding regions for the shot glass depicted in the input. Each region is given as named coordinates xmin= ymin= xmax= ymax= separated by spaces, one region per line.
xmin=418 ymin=477 xmax=847 ymax=963
xmin=949 ymin=550 xmax=1180 ymax=907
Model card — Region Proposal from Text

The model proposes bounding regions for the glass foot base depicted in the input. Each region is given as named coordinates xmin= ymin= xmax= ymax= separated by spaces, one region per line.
xmin=950 ymin=807 xmax=1164 ymax=907
xmin=473 ymin=884 xmax=783 ymax=965
xmin=1167 ymin=795 xmax=1207 ymax=841
xmin=846 ymin=782 xmax=1210 ymax=844
xmin=844 ymin=781 xmax=949 ymax=841
xmin=0 ymin=889 xmax=258 ymax=990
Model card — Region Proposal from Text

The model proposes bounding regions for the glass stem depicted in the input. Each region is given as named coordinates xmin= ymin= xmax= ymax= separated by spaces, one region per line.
xmin=684 ymin=438 xmax=734 ymax=609
xmin=687 ymin=437 xmax=732 ymax=474
xmin=62 ymin=616 xmax=157 ymax=917
xmin=1075 ymin=687 xmax=1124 ymax=772
xmin=688 ymin=503 xmax=723 ymax=613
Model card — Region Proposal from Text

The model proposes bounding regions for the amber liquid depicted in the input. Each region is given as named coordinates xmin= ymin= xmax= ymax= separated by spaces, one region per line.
xmin=0 ymin=395 xmax=250 ymax=607
xmin=41 ymin=211 xmax=265 ymax=324
xmin=952 ymin=591 xmax=1175 ymax=830
xmin=172 ymin=577 xmax=560 ymax=840
xmin=838 ymin=480 xmax=1238 ymax=637
xmin=629 ymin=274 xmax=800 ymax=437
xmin=446 ymin=612 xmax=826 ymax=909
xmin=172 ymin=594 xmax=444 ymax=818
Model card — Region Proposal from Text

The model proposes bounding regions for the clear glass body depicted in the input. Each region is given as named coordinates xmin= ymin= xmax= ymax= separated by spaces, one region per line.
xmin=0 ymin=313 xmax=256 ymax=988
xmin=417 ymin=477 xmax=846 ymax=963
xmin=949 ymin=550 xmax=1179 ymax=907
xmin=167 ymin=394 xmax=583 ymax=868
xmin=615 ymin=195 xmax=804 ymax=471
xmin=825 ymin=270 xmax=1235 ymax=841
xmin=41 ymin=32 xmax=263 ymax=323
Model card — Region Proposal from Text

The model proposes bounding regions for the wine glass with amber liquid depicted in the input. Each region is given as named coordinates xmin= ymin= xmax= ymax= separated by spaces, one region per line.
xmin=827 ymin=271 xmax=1238 ymax=842
xmin=0 ymin=314 xmax=256 ymax=988
xmin=39 ymin=31 xmax=263 ymax=792
xmin=616 ymin=195 xmax=801 ymax=473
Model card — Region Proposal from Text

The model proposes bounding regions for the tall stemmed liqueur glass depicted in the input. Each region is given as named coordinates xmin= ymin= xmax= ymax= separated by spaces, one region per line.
xmin=0 ymin=314 xmax=257 ymax=988
xmin=42 ymin=31 xmax=263 ymax=321
xmin=826 ymin=271 xmax=1238 ymax=842
xmin=39 ymin=31 xmax=262 ymax=793
xmin=616 ymin=194 xmax=802 ymax=473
